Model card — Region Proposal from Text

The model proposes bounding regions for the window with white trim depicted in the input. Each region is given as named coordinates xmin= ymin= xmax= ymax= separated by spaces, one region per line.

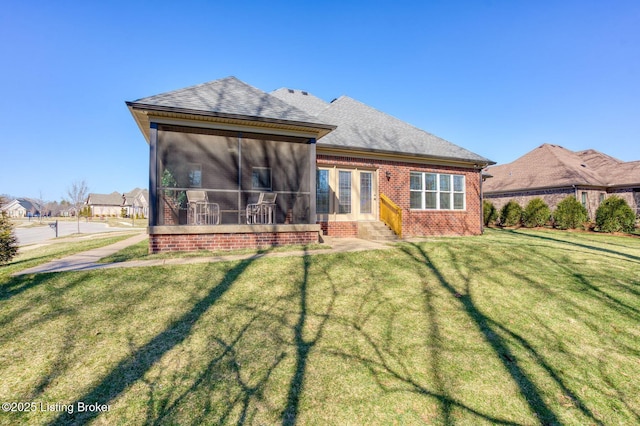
xmin=410 ymin=172 xmax=465 ymax=210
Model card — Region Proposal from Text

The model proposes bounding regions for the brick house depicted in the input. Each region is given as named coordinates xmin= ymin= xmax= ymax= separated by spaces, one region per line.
xmin=86 ymin=192 xmax=125 ymax=217
xmin=484 ymin=143 xmax=640 ymax=219
xmin=126 ymin=77 xmax=493 ymax=252
xmin=1 ymin=199 xmax=38 ymax=218
xmin=122 ymin=188 xmax=149 ymax=218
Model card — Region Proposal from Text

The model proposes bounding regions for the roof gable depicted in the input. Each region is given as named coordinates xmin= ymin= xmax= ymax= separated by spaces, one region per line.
xmin=1 ymin=199 xmax=23 ymax=211
xmin=484 ymin=144 xmax=640 ymax=193
xmin=123 ymin=188 xmax=149 ymax=206
xmin=271 ymin=90 xmax=492 ymax=164
xmin=128 ymin=77 xmax=329 ymax=127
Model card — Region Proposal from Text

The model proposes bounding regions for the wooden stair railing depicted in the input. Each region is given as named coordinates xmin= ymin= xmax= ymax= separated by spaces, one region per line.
xmin=379 ymin=194 xmax=402 ymax=238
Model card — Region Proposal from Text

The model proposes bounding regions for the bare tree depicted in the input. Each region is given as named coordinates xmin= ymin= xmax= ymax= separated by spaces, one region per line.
xmin=67 ymin=180 xmax=89 ymax=234
xmin=33 ymin=190 xmax=46 ymax=223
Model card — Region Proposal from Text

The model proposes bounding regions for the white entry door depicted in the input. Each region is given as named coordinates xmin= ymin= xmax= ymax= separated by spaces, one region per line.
xmin=318 ymin=168 xmax=377 ymax=221
xmin=358 ymin=171 xmax=376 ymax=220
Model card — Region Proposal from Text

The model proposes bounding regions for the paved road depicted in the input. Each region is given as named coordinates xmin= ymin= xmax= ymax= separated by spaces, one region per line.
xmin=13 ymin=220 xmax=143 ymax=246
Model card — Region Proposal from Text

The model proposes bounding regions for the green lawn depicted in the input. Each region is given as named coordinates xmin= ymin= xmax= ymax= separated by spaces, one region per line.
xmin=0 ymin=229 xmax=638 ymax=425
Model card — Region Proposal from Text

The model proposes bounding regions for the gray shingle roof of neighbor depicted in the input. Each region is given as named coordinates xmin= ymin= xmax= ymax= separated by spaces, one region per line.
xmin=483 ymin=143 xmax=640 ymax=193
xmin=127 ymin=77 xmax=333 ymax=129
xmin=271 ymin=88 xmax=493 ymax=165
xmin=87 ymin=192 xmax=123 ymax=206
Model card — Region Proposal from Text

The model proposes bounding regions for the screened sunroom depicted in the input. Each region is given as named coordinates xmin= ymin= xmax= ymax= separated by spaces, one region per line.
xmin=154 ymin=125 xmax=315 ymax=227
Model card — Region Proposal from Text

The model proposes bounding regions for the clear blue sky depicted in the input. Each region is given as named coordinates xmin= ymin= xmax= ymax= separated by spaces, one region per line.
xmin=2 ymin=0 xmax=639 ymax=201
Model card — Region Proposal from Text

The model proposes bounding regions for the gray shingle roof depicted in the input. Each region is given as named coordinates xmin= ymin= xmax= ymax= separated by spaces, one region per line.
xmin=270 ymin=88 xmax=331 ymax=116
xmin=271 ymin=89 xmax=492 ymax=164
xmin=129 ymin=76 xmax=493 ymax=165
xmin=87 ymin=192 xmax=123 ymax=206
xmin=128 ymin=77 xmax=331 ymax=128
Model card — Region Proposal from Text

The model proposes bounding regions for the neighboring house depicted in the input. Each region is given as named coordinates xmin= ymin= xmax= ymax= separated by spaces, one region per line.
xmin=1 ymin=198 xmax=38 ymax=218
xmin=86 ymin=192 xmax=125 ymax=217
xmin=126 ymin=76 xmax=494 ymax=252
xmin=122 ymin=188 xmax=149 ymax=218
xmin=483 ymin=143 xmax=640 ymax=219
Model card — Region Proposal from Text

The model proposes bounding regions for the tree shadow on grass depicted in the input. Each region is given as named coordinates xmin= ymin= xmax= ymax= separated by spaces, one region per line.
xmin=0 ymin=272 xmax=56 ymax=302
xmin=493 ymin=238 xmax=640 ymax=322
xmin=503 ymin=229 xmax=640 ymax=263
xmin=399 ymin=243 xmax=569 ymax=426
xmin=317 ymin=253 xmax=523 ymax=425
xmin=145 ymin=304 xmax=287 ymax=425
xmin=281 ymin=251 xmax=336 ymax=426
xmin=47 ymin=253 xmax=264 ymax=426
xmin=137 ymin=249 xmax=335 ymax=425
xmin=0 ymin=272 xmax=93 ymax=338
xmin=408 ymin=241 xmax=617 ymax=425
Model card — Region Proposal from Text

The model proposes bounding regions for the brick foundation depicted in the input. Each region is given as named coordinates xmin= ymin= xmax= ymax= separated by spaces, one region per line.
xmin=148 ymin=224 xmax=321 ymax=253
xmin=318 ymin=221 xmax=359 ymax=237
xmin=149 ymin=231 xmax=319 ymax=253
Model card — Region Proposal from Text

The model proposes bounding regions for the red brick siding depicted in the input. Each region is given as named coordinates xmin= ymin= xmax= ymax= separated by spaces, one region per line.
xmin=162 ymin=198 xmax=179 ymax=225
xmin=149 ymin=231 xmax=319 ymax=253
xmin=317 ymin=154 xmax=483 ymax=237
xmin=318 ymin=221 xmax=359 ymax=237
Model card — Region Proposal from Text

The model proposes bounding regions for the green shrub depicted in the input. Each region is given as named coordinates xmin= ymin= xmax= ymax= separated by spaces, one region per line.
xmin=553 ymin=196 xmax=588 ymax=229
xmin=522 ymin=198 xmax=551 ymax=228
xmin=499 ymin=201 xmax=522 ymax=227
xmin=483 ymin=200 xmax=498 ymax=226
xmin=0 ymin=210 xmax=18 ymax=264
xmin=595 ymin=196 xmax=635 ymax=233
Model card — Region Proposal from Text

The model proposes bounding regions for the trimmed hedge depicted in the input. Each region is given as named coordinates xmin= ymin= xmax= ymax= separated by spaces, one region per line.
xmin=553 ymin=196 xmax=588 ymax=229
xmin=522 ymin=198 xmax=551 ymax=228
xmin=595 ymin=196 xmax=635 ymax=233
xmin=483 ymin=200 xmax=498 ymax=226
xmin=500 ymin=201 xmax=522 ymax=227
